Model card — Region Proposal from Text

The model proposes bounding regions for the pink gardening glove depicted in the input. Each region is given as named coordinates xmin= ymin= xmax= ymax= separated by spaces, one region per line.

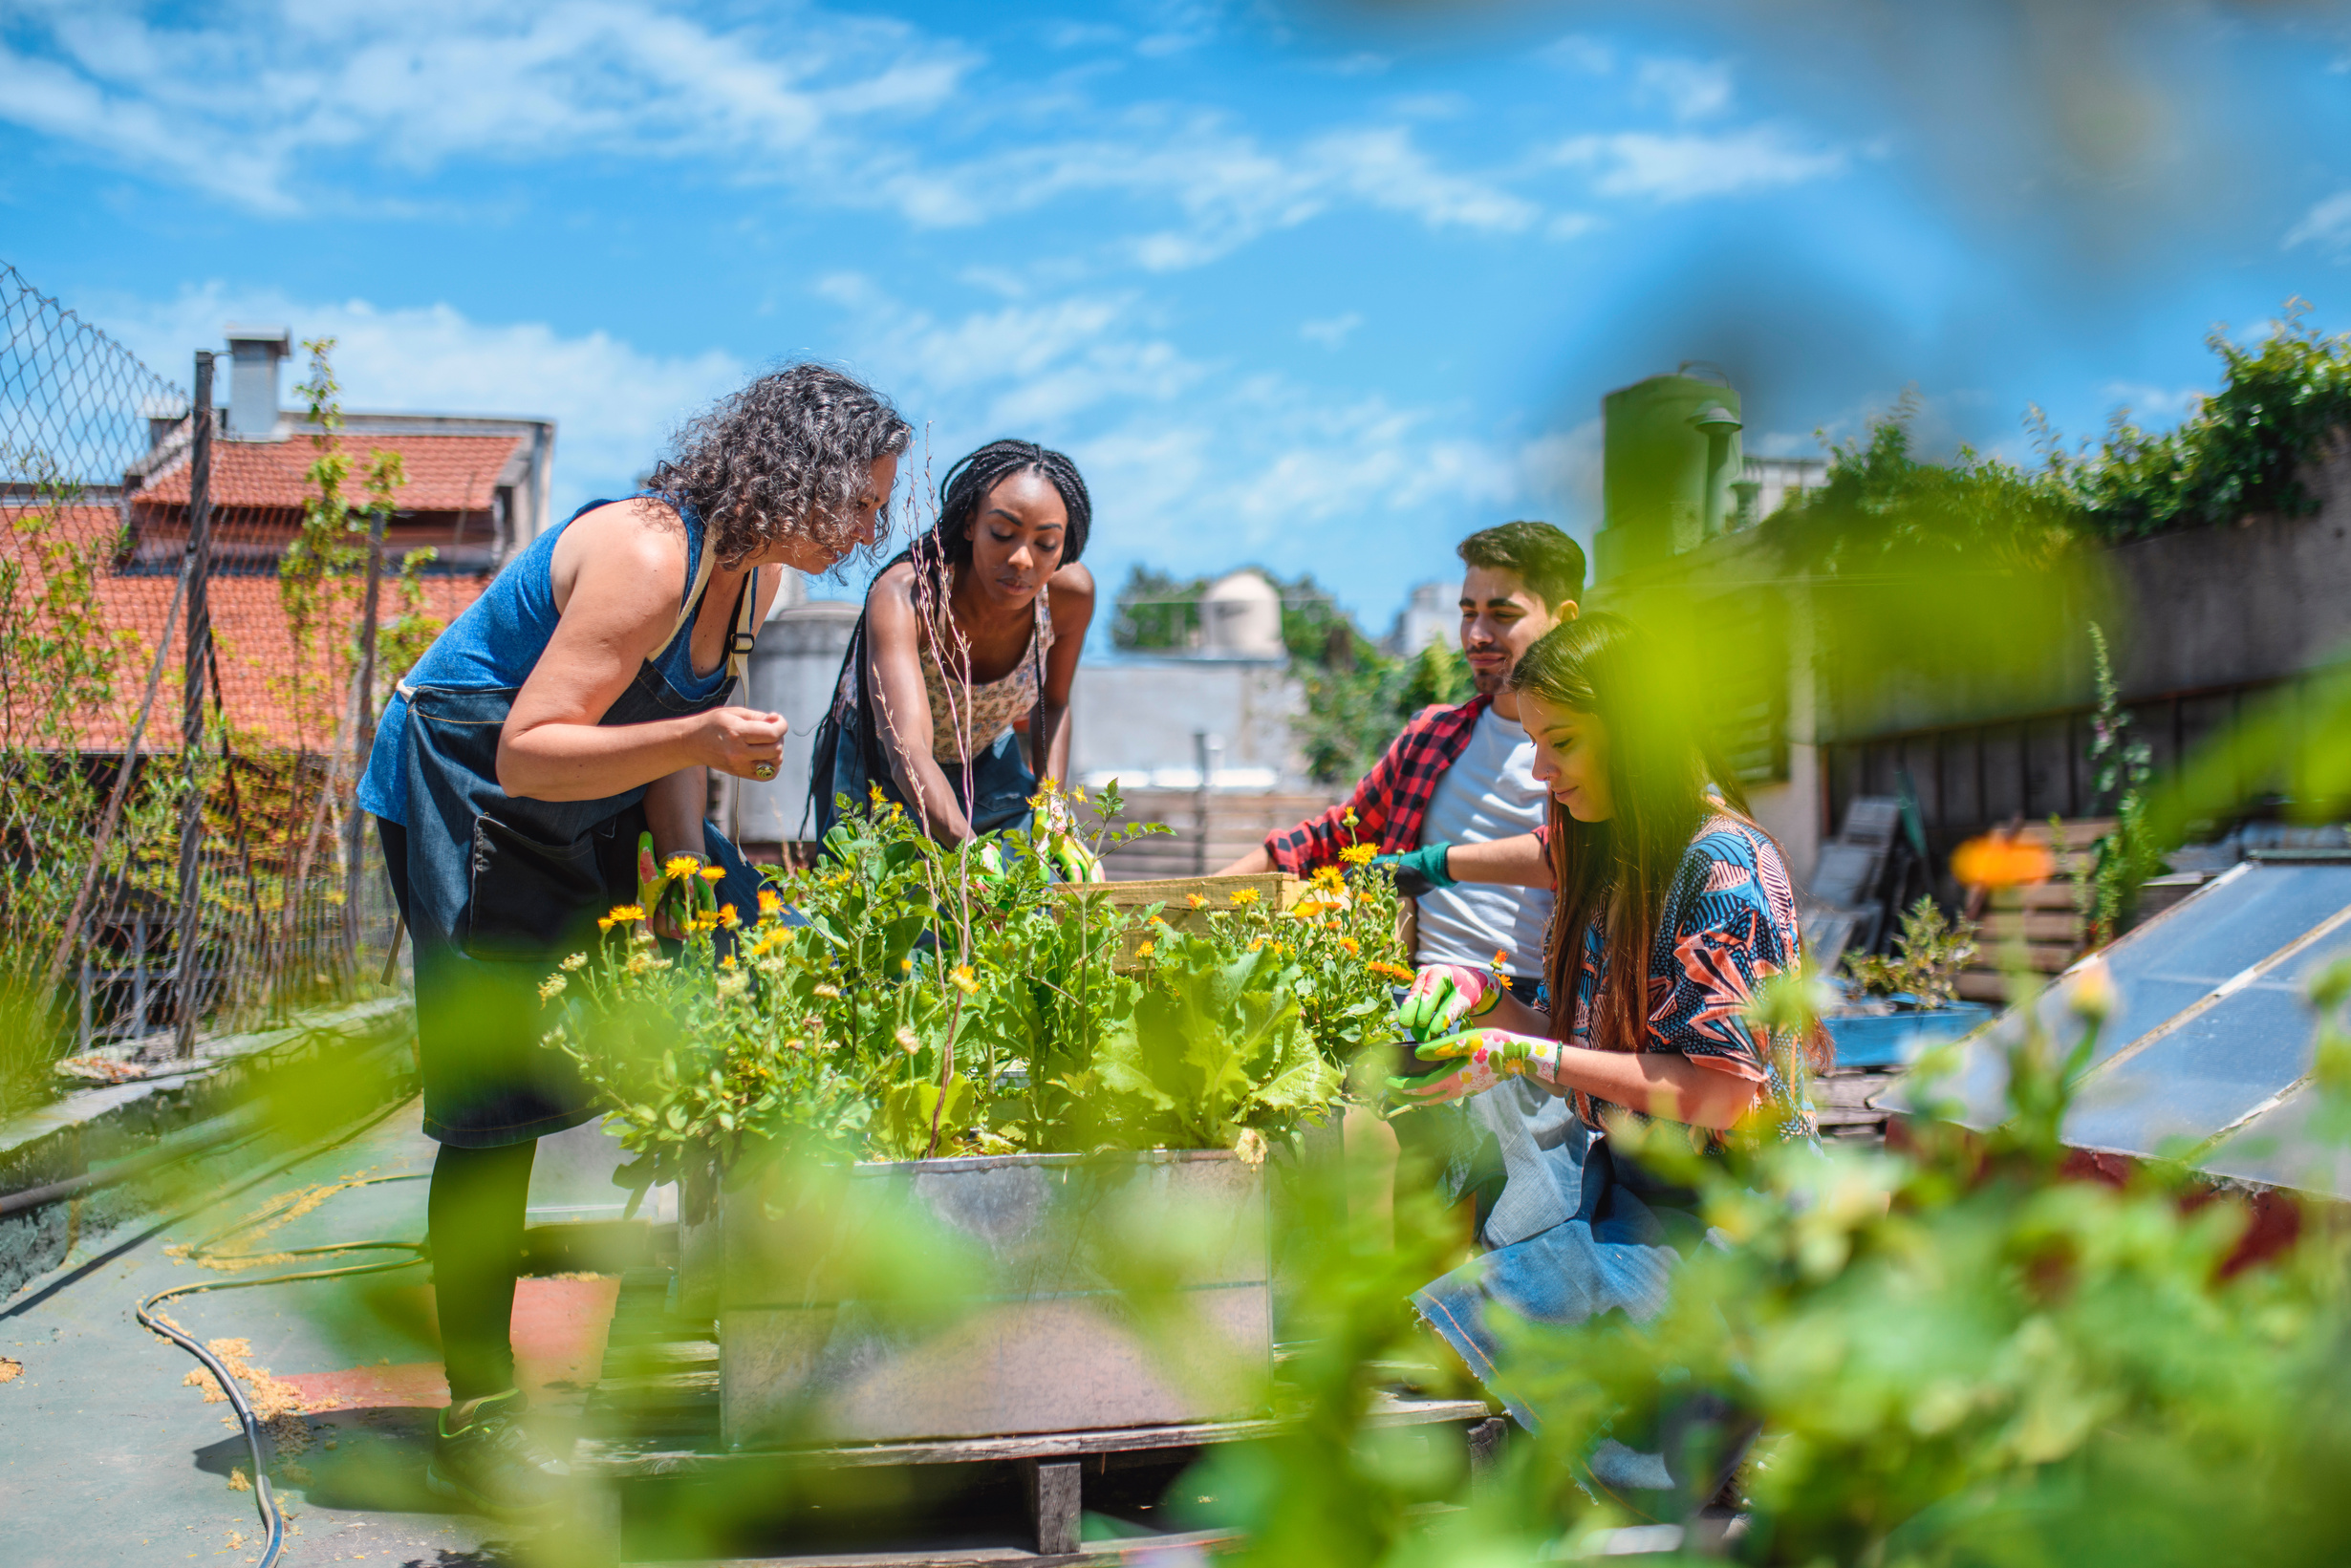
xmin=1386 ymin=1027 xmax=1562 ymax=1107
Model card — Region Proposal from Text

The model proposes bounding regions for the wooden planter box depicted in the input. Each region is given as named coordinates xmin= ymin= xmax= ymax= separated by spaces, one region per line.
xmin=719 ymin=1149 xmax=1272 ymax=1448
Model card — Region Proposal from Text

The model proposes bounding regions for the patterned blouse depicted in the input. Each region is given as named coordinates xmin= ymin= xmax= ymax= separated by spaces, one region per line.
xmin=917 ymin=587 xmax=1054 ymax=763
xmin=1564 ymin=812 xmax=1819 ymax=1144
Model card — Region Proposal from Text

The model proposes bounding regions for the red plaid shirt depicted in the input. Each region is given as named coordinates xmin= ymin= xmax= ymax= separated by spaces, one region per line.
xmin=1264 ymin=696 xmax=1499 ymax=874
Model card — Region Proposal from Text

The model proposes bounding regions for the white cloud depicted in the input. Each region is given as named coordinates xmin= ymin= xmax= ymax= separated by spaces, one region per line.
xmin=92 ymin=282 xmax=744 ymax=515
xmin=1635 ymin=57 xmax=1734 ymax=122
xmin=2 ymin=0 xmax=972 ymax=212
xmin=1300 ymin=312 xmax=1362 ymax=349
xmin=1 ymin=1 xmax=1559 ymax=272
xmin=2102 ymin=381 xmax=2207 ymax=424
xmin=2285 ymin=189 xmax=2351 ymax=255
xmin=1540 ymin=35 xmax=1616 ymax=75
xmin=1553 ymin=126 xmax=1848 ymax=202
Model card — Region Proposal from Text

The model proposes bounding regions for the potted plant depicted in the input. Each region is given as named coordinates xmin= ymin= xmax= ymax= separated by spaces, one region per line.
xmin=1831 ymin=895 xmax=1994 ymax=1068
xmin=545 ymin=783 xmax=1408 ymax=1444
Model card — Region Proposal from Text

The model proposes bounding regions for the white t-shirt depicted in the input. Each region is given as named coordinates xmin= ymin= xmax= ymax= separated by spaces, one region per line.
xmin=1414 ymin=705 xmax=1554 ymax=979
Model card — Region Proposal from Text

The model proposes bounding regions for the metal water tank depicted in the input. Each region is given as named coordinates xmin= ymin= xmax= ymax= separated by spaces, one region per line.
xmin=1595 ymin=364 xmax=1743 ymax=581
xmin=738 ymin=597 xmax=861 ymax=846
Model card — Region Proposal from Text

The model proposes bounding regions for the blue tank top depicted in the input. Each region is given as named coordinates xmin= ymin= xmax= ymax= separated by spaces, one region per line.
xmin=357 ymin=495 xmax=743 ymax=825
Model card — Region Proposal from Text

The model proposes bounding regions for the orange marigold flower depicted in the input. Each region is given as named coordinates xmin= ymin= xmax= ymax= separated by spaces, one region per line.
xmin=1135 ymin=940 xmax=1155 ymax=959
xmin=718 ymin=904 xmax=739 ymax=928
xmin=1339 ymin=936 xmax=1359 ymax=956
xmin=1951 ymin=834 xmax=2056 ymax=890
xmin=1186 ymin=892 xmax=1207 ymax=909
xmin=758 ymin=889 xmax=784 ymax=917
xmin=663 ymin=855 xmax=701 ymax=881
xmin=1367 ymin=960 xmax=1413 ymax=983
xmin=950 ymin=964 xmax=980 ymax=997
xmin=699 ymin=865 xmax=726 ymax=884
xmin=606 ymin=904 xmax=646 ymax=924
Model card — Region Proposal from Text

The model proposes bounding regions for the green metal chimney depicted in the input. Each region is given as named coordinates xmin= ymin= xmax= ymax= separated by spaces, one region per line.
xmin=1595 ymin=363 xmax=1743 ymax=581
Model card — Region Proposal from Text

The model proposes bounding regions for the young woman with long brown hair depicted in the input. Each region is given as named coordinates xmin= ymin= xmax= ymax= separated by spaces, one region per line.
xmin=1388 ymin=611 xmax=1823 ymax=1505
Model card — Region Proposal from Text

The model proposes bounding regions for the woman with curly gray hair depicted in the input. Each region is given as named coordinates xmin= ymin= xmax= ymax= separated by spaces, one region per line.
xmin=354 ymin=361 xmax=908 ymax=1520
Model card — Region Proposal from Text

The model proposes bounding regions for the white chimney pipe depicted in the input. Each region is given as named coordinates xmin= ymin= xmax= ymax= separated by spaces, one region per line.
xmin=222 ymin=325 xmax=291 ymax=440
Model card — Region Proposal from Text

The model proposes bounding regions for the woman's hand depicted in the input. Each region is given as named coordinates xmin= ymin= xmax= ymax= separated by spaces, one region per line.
xmin=1394 ymin=963 xmax=1499 ymax=1041
xmin=696 ymin=707 xmax=788 ymax=781
xmin=1386 ymin=1027 xmax=1562 ymax=1107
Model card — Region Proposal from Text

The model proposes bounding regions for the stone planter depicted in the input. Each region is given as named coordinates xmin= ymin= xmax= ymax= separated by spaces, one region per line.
xmin=719 ymin=1149 xmax=1271 ymax=1448
xmin=1825 ymin=1002 xmax=1996 ymax=1070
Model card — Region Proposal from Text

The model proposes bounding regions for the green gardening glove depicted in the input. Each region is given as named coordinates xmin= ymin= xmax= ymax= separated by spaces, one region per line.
xmin=1372 ymin=840 xmax=1456 ymax=898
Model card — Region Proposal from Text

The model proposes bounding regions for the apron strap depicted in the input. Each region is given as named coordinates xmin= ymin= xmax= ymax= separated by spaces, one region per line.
xmin=651 ymin=538 xmax=762 ymax=683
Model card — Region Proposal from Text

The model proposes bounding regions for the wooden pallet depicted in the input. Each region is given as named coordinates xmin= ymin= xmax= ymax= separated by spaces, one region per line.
xmin=565 ymin=1267 xmax=1499 ymax=1566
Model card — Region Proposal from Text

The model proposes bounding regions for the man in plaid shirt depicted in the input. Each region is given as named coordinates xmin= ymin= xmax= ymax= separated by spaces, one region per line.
xmin=1219 ymin=522 xmax=1581 ymax=993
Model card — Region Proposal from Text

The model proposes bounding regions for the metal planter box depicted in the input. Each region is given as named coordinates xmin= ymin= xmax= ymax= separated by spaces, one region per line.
xmin=719 ymin=1149 xmax=1271 ymax=1448
xmin=1825 ymin=1002 xmax=1996 ymax=1069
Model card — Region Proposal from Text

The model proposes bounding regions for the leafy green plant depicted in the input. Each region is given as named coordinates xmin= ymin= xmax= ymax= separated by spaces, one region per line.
xmin=1843 ymin=894 xmax=1976 ymax=1008
xmin=2083 ymin=621 xmax=2162 ymax=945
xmin=2060 ymin=302 xmax=2351 ymax=540
xmin=550 ymin=783 xmax=1401 ymax=1192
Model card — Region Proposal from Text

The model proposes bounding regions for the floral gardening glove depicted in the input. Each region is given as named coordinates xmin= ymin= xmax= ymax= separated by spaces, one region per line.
xmin=1393 ymin=962 xmax=1500 ymax=1042
xmin=1386 ymin=1028 xmax=1561 ymax=1108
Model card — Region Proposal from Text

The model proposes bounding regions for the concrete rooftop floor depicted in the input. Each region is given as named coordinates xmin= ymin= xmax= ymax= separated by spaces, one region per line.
xmin=0 ymin=1099 xmax=615 ymax=1568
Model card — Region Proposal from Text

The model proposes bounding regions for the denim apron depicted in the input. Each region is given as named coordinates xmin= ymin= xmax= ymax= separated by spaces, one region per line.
xmin=396 ymin=537 xmax=768 ymax=1149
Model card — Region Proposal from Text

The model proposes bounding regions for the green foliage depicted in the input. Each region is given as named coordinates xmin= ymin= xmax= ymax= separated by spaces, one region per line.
xmin=1110 ymin=564 xmax=1210 ymax=651
xmin=2083 ymin=622 xmax=2162 ymax=944
xmin=552 ymin=784 xmax=1403 ymax=1191
xmin=1089 ymin=931 xmax=1339 ymax=1150
xmin=1844 ymin=895 xmax=1976 ymax=1008
xmin=2060 ymin=303 xmax=2351 ymax=540
xmin=0 ymin=461 xmax=187 ymax=1109
xmin=1294 ymin=638 xmax=1476 ymax=787
xmin=1192 ymin=956 xmax=2351 ymax=1568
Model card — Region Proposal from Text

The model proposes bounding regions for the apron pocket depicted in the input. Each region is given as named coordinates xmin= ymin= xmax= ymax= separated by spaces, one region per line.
xmin=463 ymin=812 xmax=606 ymax=962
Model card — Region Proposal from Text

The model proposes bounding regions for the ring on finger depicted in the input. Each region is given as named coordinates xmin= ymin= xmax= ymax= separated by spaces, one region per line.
xmin=752 ymin=762 xmax=777 ymax=781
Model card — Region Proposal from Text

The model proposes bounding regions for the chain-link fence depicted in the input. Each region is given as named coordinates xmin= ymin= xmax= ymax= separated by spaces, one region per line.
xmin=1 ymin=261 xmax=399 ymax=1103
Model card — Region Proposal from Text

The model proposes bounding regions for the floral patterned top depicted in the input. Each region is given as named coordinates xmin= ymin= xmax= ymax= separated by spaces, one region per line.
xmin=1564 ymin=812 xmax=1819 ymax=1144
xmin=917 ymin=587 xmax=1054 ymax=763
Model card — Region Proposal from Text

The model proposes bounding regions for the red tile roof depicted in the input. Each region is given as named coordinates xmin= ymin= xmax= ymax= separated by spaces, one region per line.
xmin=4 ymin=495 xmax=491 ymax=755
xmin=139 ymin=432 xmax=521 ymax=513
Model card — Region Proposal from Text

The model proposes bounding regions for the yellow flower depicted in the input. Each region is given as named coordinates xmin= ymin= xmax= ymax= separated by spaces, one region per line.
xmin=950 ymin=964 xmax=980 ymax=996
xmin=1230 ymin=888 xmax=1261 ymax=906
xmin=1341 ymin=806 xmax=1358 ymax=827
xmin=1310 ymin=865 xmax=1346 ymax=894
xmin=719 ymin=955 xmax=737 ymax=970
xmin=1247 ymin=937 xmax=1264 ymax=951
xmin=1135 ymin=940 xmax=1155 ymax=959
xmin=1339 ymin=936 xmax=1359 ymax=956
xmin=900 ymin=956 xmax=914 ymax=973
xmin=1072 ymin=787 xmax=1088 ymax=803
xmin=699 ymin=865 xmax=725 ymax=884
xmin=1339 ymin=843 xmax=1377 ymax=866
xmin=718 ymin=903 xmax=739 ymax=928
xmin=758 ymin=889 xmax=783 ymax=917
xmin=1367 ymin=960 xmax=1413 ymax=983
xmin=870 ymin=783 xmax=889 ymax=806
xmin=663 ymin=855 xmax=701 ymax=881
xmin=1186 ymin=893 xmax=1207 ymax=910
xmin=606 ymin=904 xmax=646 ymax=924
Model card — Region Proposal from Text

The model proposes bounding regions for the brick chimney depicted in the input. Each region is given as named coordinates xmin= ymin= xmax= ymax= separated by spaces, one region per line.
xmin=222 ymin=325 xmax=291 ymax=440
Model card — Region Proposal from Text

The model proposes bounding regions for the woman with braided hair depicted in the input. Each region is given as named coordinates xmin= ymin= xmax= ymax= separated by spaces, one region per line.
xmin=812 ymin=439 xmax=1095 ymax=848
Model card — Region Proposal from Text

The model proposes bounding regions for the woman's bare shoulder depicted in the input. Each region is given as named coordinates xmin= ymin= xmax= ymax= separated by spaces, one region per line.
xmin=551 ymin=498 xmax=688 ymax=612
xmin=1047 ymin=562 xmax=1096 ymax=626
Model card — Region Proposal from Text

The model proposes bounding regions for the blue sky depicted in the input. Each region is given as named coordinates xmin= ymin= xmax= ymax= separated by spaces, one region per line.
xmin=6 ymin=0 xmax=2351 ymax=641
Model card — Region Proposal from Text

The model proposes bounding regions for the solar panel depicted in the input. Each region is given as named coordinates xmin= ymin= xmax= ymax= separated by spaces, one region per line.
xmin=2061 ymin=907 xmax=2351 ymax=1154
xmin=2201 ymin=1085 xmax=2351 ymax=1203
xmin=1883 ymin=862 xmax=2351 ymax=1131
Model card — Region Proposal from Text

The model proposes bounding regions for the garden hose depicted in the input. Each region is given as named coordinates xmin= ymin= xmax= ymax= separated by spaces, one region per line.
xmin=128 ymin=1102 xmax=434 ymax=1568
